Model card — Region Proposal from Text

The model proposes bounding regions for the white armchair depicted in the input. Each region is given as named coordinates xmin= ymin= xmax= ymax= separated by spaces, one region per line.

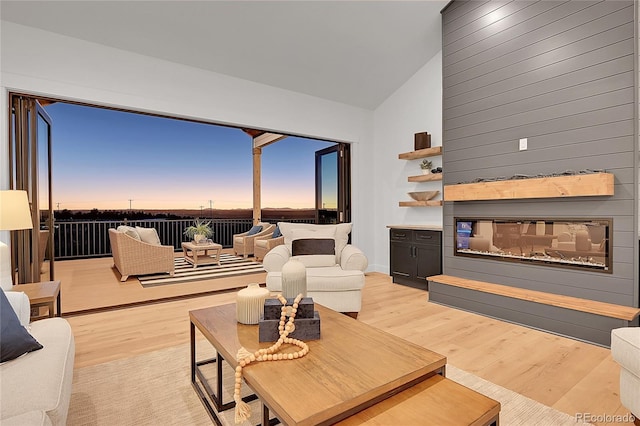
xmin=263 ymin=222 xmax=368 ymax=318
xmin=611 ymin=327 xmax=640 ymax=423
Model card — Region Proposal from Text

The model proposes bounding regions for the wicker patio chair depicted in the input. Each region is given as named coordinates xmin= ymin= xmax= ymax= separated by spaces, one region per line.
xmin=254 ymin=233 xmax=285 ymax=262
xmin=108 ymin=228 xmax=175 ymax=282
xmin=232 ymin=223 xmax=275 ymax=258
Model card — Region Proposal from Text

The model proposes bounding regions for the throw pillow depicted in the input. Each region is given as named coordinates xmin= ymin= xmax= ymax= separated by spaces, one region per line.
xmin=246 ymin=225 xmax=263 ymax=236
xmin=0 ymin=290 xmax=43 ymax=363
xmin=289 ymin=227 xmax=337 ymax=267
xmin=135 ymin=227 xmax=161 ymax=245
xmin=117 ymin=225 xmax=141 ymax=241
xmin=272 ymin=226 xmax=282 ymax=239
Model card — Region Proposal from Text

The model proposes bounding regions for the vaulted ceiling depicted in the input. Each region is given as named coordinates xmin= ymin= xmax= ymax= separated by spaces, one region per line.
xmin=0 ymin=1 xmax=447 ymax=109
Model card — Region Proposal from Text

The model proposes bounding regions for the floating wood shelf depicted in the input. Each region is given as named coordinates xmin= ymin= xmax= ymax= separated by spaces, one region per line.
xmin=444 ymin=173 xmax=614 ymax=201
xmin=398 ymin=146 xmax=442 ymax=160
xmin=399 ymin=200 xmax=443 ymax=207
xmin=408 ymin=173 xmax=443 ymax=183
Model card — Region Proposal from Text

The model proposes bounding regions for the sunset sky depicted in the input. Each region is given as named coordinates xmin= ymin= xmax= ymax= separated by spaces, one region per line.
xmin=44 ymin=103 xmax=335 ymax=210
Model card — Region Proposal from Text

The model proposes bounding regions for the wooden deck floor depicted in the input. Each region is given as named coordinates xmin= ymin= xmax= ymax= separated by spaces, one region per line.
xmin=33 ymin=256 xmax=633 ymax=425
xmin=42 ymin=249 xmax=266 ymax=314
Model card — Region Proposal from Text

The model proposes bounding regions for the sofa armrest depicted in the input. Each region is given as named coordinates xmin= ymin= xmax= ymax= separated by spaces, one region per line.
xmin=263 ymin=244 xmax=291 ymax=272
xmin=4 ymin=290 xmax=31 ymax=326
xmin=340 ymin=245 xmax=368 ymax=272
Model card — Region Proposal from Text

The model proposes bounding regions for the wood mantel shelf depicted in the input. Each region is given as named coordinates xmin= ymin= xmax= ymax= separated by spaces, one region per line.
xmin=444 ymin=172 xmax=614 ymax=201
xmin=398 ymin=146 xmax=442 ymax=160
xmin=399 ymin=200 xmax=443 ymax=207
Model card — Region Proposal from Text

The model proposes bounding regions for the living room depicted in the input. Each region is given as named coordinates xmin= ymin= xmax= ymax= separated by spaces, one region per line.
xmin=1 ymin=1 xmax=639 ymax=425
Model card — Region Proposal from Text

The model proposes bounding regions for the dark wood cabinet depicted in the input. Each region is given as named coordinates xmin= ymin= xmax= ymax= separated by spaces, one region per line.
xmin=390 ymin=228 xmax=442 ymax=290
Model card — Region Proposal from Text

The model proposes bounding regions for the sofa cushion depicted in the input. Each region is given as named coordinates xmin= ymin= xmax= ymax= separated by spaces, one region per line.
xmin=247 ymin=225 xmax=263 ymax=236
xmin=1 ymin=410 xmax=52 ymax=426
xmin=0 ymin=290 xmax=43 ymax=363
xmin=0 ymin=318 xmax=75 ymax=424
xmin=116 ymin=225 xmax=140 ymax=240
xmin=135 ymin=227 xmax=161 ymax=245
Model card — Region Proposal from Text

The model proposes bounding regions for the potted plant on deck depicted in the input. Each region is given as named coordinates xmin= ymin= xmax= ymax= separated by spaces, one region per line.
xmin=184 ymin=219 xmax=214 ymax=243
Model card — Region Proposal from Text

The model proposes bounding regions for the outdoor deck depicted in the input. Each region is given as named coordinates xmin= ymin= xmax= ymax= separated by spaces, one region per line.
xmin=39 ymin=250 xmax=266 ymax=315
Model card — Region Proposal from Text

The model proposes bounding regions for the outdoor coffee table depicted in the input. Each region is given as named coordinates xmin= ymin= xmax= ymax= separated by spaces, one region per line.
xmin=190 ymin=302 xmax=447 ymax=426
xmin=182 ymin=241 xmax=222 ymax=268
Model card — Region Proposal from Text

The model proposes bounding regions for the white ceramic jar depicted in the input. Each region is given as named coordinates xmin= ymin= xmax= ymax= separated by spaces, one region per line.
xmin=236 ymin=283 xmax=270 ymax=324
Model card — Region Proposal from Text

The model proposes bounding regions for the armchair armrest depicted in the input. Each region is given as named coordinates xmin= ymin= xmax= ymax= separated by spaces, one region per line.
xmin=4 ymin=290 xmax=31 ymax=326
xmin=340 ymin=245 xmax=368 ymax=272
xmin=263 ymin=244 xmax=291 ymax=272
xmin=266 ymin=236 xmax=285 ymax=250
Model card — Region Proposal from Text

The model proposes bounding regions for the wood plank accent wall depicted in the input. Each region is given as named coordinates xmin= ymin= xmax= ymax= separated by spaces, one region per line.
xmin=440 ymin=0 xmax=638 ymax=343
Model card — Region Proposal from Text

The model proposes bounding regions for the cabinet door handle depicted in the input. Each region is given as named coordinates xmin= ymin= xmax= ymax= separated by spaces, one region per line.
xmin=393 ymin=272 xmax=410 ymax=277
xmin=412 ymin=246 xmax=417 ymax=257
xmin=395 ymin=233 xmax=406 ymax=238
xmin=418 ymin=235 xmax=433 ymax=239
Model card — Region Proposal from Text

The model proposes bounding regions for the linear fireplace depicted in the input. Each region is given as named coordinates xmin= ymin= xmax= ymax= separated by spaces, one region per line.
xmin=454 ymin=217 xmax=612 ymax=273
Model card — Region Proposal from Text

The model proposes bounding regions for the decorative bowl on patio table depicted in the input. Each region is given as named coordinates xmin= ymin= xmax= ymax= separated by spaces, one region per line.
xmin=408 ymin=190 xmax=439 ymax=201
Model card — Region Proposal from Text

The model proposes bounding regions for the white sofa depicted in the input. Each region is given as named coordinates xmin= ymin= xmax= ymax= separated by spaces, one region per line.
xmin=263 ymin=222 xmax=368 ymax=317
xmin=611 ymin=327 xmax=640 ymax=423
xmin=1 ymin=289 xmax=75 ymax=425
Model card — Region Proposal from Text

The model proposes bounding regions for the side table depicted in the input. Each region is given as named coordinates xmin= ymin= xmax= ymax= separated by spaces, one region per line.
xmin=16 ymin=280 xmax=61 ymax=321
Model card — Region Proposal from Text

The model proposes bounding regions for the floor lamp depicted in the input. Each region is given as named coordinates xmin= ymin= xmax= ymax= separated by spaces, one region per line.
xmin=0 ymin=190 xmax=33 ymax=290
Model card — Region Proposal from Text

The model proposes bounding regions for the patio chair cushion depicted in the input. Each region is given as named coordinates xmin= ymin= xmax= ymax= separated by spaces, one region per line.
xmin=0 ymin=290 xmax=43 ymax=363
xmin=272 ymin=226 xmax=282 ymax=238
xmin=246 ymin=225 xmax=263 ymax=236
xmin=135 ymin=227 xmax=161 ymax=245
xmin=116 ymin=225 xmax=140 ymax=240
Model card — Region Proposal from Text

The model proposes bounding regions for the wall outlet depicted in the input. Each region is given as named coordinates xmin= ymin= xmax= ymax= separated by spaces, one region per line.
xmin=519 ymin=138 xmax=528 ymax=151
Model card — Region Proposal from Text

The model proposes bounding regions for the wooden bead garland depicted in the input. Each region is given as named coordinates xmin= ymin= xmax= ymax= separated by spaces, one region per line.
xmin=233 ymin=293 xmax=309 ymax=424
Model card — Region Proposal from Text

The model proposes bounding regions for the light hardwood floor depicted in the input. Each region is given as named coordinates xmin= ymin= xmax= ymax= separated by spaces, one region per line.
xmin=50 ymin=258 xmax=631 ymax=426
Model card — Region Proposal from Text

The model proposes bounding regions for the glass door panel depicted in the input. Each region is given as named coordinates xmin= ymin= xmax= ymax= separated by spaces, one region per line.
xmin=315 ymin=144 xmax=350 ymax=224
xmin=9 ymin=94 xmax=54 ymax=283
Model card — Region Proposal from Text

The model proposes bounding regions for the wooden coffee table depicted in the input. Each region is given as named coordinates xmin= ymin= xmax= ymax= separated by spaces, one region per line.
xmin=190 ymin=302 xmax=448 ymax=426
xmin=182 ymin=241 xmax=222 ymax=268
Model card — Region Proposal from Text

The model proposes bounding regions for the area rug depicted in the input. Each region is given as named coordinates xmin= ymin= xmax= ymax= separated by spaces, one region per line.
xmin=68 ymin=343 xmax=592 ymax=426
xmin=138 ymin=254 xmax=265 ymax=287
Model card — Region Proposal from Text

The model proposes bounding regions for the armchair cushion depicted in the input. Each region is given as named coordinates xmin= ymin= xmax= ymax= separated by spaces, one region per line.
xmin=116 ymin=225 xmax=140 ymax=240
xmin=292 ymin=238 xmax=336 ymax=268
xmin=0 ymin=290 xmax=43 ymax=363
xmin=279 ymin=222 xmax=352 ymax=263
xmin=289 ymin=227 xmax=336 ymax=267
xmin=135 ymin=227 xmax=161 ymax=245
xmin=246 ymin=225 xmax=263 ymax=236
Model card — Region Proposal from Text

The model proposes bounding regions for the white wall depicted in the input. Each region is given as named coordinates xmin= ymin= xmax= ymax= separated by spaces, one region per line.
xmin=0 ymin=22 xmax=376 ymax=259
xmin=370 ymin=52 xmax=443 ymax=273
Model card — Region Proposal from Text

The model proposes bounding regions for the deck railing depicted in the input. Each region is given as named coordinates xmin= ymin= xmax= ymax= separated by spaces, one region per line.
xmin=52 ymin=217 xmax=315 ymax=260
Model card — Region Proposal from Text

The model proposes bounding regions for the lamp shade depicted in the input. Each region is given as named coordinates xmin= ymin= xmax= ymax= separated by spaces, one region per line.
xmin=0 ymin=190 xmax=33 ymax=231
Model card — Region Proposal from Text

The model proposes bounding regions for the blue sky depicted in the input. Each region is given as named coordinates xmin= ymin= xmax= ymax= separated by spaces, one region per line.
xmin=44 ymin=103 xmax=335 ymax=210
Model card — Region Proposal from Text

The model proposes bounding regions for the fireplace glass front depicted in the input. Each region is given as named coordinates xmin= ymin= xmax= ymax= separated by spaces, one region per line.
xmin=454 ymin=218 xmax=611 ymax=273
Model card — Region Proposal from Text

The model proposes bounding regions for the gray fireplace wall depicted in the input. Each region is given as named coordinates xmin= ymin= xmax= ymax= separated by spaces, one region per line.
xmin=439 ymin=0 xmax=638 ymax=343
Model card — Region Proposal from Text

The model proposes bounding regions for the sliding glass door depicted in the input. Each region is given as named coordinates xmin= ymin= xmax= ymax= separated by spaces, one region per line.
xmin=9 ymin=94 xmax=54 ymax=284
